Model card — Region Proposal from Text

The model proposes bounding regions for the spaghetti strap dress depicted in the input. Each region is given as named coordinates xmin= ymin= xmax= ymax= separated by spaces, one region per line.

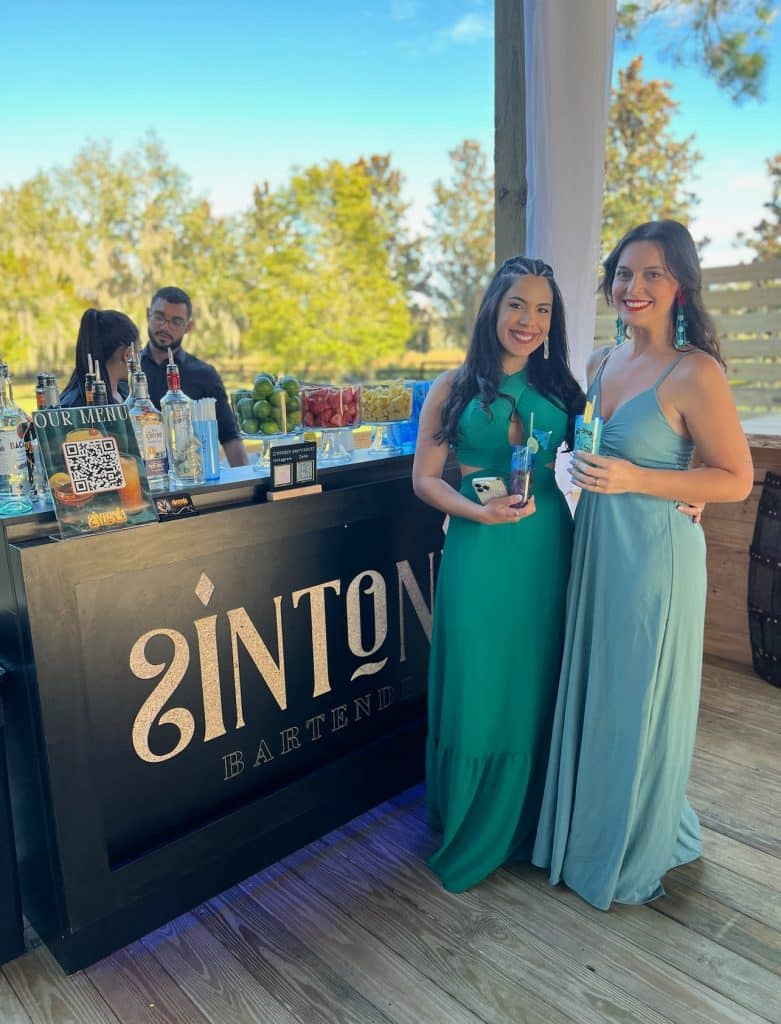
xmin=532 ymin=352 xmax=705 ymax=909
xmin=426 ymin=368 xmax=573 ymax=892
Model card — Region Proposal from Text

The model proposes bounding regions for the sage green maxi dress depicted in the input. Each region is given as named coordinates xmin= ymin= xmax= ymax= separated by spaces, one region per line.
xmin=426 ymin=368 xmax=573 ymax=892
xmin=532 ymin=353 xmax=705 ymax=909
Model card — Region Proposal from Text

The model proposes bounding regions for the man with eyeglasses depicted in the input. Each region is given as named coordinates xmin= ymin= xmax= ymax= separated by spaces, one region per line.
xmin=140 ymin=286 xmax=248 ymax=467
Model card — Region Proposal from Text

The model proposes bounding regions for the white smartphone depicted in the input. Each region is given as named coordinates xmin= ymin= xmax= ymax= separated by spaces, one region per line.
xmin=471 ymin=476 xmax=508 ymax=503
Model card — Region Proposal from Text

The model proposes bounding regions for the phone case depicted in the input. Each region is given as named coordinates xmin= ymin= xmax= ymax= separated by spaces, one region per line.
xmin=472 ymin=476 xmax=508 ymax=503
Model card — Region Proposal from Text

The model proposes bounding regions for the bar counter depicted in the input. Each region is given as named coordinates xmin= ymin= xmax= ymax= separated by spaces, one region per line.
xmin=0 ymin=451 xmax=452 ymax=972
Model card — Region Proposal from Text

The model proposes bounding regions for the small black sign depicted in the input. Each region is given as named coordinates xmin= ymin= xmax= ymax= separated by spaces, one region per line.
xmin=155 ymin=493 xmax=199 ymax=520
xmin=270 ymin=441 xmax=317 ymax=492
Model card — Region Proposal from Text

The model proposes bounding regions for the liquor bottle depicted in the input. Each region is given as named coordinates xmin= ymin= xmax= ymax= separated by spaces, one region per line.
xmin=124 ymin=349 xmax=140 ymax=410
xmin=22 ymin=370 xmax=51 ymax=505
xmin=43 ymin=373 xmax=60 ymax=409
xmin=92 ymin=380 xmax=108 ymax=406
xmin=84 ymin=371 xmax=96 ymax=405
xmin=0 ymin=364 xmax=33 ymax=515
xmin=160 ymin=350 xmax=203 ymax=486
xmin=35 ymin=372 xmax=48 ymax=410
xmin=128 ymin=371 xmax=169 ymax=492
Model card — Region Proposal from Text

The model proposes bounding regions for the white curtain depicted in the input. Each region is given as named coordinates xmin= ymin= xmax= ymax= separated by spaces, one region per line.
xmin=523 ymin=0 xmax=617 ymax=385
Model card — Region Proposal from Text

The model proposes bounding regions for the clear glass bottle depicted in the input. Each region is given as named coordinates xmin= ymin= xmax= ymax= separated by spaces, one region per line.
xmin=0 ymin=364 xmax=33 ymax=515
xmin=43 ymin=373 xmax=60 ymax=409
xmin=160 ymin=354 xmax=203 ymax=486
xmin=124 ymin=350 xmax=140 ymax=410
xmin=128 ymin=371 xmax=169 ymax=492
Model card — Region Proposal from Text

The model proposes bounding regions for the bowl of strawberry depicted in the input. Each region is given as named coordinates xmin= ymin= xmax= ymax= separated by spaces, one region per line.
xmin=301 ymin=385 xmax=361 ymax=430
xmin=301 ymin=384 xmax=361 ymax=464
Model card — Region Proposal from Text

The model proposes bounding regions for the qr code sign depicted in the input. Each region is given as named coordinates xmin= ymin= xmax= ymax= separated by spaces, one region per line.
xmin=297 ymin=460 xmax=314 ymax=483
xmin=63 ymin=438 xmax=124 ymax=494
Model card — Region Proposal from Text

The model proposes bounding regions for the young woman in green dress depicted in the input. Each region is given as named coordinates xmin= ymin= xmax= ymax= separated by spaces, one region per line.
xmin=533 ymin=220 xmax=754 ymax=909
xmin=412 ymin=257 xmax=585 ymax=892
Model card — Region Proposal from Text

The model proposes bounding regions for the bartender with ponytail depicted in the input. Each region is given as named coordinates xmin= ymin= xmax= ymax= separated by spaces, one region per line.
xmin=60 ymin=308 xmax=139 ymax=407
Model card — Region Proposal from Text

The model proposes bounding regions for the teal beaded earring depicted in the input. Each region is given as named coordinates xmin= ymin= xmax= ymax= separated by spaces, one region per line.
xmin=614 ymin=316 xmax=625 ymax=346
xmin=673 ymin=288 xmax=689 ymax=350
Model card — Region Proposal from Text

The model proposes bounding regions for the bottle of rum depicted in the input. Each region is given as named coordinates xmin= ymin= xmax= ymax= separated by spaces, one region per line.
xmin=160 ymin=350 xmax=203 ymax=486
xmin=128 ymin=371 xmax=169 ymax=492
xmin=0 ymin=364 xmax=33 ymax=515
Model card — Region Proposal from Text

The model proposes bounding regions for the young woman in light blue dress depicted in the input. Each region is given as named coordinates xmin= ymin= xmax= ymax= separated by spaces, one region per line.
xmin=532 ymin=220 xmax=753 ymax=909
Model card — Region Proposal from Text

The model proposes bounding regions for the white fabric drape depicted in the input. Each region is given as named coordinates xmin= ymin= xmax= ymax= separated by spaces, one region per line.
xmin=523 ymin=0 xmax=617 ymax=385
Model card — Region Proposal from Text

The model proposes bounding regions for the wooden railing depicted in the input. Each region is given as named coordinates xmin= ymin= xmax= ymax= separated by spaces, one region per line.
xmin=596 ymin=258 xmax=781 ymax=418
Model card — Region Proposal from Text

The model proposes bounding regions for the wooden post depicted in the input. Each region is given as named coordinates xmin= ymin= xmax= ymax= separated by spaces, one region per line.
xmin=494 ymin=0 xmax=526 ymax=266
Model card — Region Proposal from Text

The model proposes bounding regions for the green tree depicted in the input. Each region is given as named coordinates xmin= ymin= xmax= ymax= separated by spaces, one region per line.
xmin=736 ymin=154 xmax=781 ymax=260
xmin=0 ymin=135 xmax=243 ymax=374
xmin=428 ymin=140 xmax=494 ymax=349
xmin=0 ymin=172 xmax=85 ymax=369
xmin=602 ymin=56 xmax=702 ymax=251
xmin=240 ymin=157 xmax=413 ymax=379
xmin=618 ymin=0 xmax=778 ymax=102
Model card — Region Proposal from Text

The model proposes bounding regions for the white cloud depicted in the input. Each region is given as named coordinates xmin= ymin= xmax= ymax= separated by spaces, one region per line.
xmin=446 ymin=12 xmax=492 ymax=44
xmin=401 ymin=10 xmax=492 ymax=56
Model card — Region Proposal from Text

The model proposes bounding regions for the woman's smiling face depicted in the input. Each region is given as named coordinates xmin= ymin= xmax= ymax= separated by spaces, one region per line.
xmin=612 ymin=240 xmax=679 ymax=334
xmin=495 ymin=274 xmax=553 ymax=373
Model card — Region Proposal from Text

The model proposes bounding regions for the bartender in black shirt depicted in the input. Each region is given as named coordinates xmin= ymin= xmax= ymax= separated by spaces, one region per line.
xmin=141 ymin=286 xmax=248 ymax=467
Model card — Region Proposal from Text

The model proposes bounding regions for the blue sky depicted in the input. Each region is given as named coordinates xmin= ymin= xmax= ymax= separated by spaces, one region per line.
xmin=1 ymin=0 xmax=778 ymax=265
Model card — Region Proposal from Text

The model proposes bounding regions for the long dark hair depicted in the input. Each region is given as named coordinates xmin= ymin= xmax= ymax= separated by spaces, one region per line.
xmin=602 ymin=219 xmax=724 ymax=368
xmin=436 ymin=256 xmax=585 ymax=449
xmin=65 ymin=308 xmax=139 ymax=401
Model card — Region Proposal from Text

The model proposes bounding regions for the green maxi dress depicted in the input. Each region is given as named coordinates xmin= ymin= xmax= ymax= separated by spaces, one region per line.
xmin=426 ymin=368 xmax=573 ymax=892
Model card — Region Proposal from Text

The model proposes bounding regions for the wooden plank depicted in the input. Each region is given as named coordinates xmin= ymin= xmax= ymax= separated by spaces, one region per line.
xmin=701 ymin=285 xmax=781 ymax=311
xmin=240 ymin=863 xmax=486 ymax=1024
xmin=368 ymin=792 xmax=779 ymax=1024
xmin=652 ymin=879 xmax=781 ymax=976
xmin=314 ymin=813 xmax=679 ymax=1024
xmin=140 ymin=912 xmax=300 ymax=1024
xmin=85 ymin=941 xmax=214 ymax=1024
xmin=701 ymin=825 xmax=781 ymax=891
xmin=730 ymin=364 xmax=781 ymax=384
xmin=713 ymin=312 xmax=780 ymax=334
xmin=494 ymin=0 xmax=525 ymax=265
xmin=198 ymin=885 xmax=394 ymax=1024
xmin=723 ymin=338 xmax=781 ymax=358
xmin=703 ymin=260 xmax=781 ymax=285
xmin=2 ymin=945 xmax=120 ymax=1024
xmin=700 ymin=662 xmax=781 ymax=732
xmin=0 ymin=972 xmax=32 ymax=1024
xmin=695 ymin=705 xmax=778 ymax=774
xmin=514 ymin=866 xmax=781 ymax=1024
xmin=669 ymin=856 xmax=780 ymax=931
xmin=286 ymin=836 xmax=574 ymax=1024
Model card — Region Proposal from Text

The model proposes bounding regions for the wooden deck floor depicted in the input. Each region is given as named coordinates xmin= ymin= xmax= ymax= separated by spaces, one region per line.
xmin=2 ymin=658 xmax=779 ymax=1024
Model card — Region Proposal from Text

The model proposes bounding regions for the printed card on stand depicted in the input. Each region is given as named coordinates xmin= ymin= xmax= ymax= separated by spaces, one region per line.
xmin=34 ymin=405 xmax=158 ymax=538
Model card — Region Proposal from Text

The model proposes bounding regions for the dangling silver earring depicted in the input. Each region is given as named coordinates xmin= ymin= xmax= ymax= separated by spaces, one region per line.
xmin=543 ymin=336 xmax=549 ymax=360
xmin=615 ymin=317 xmax=625 ymax=346
xmin=673 ymin=289 xmax=689 ymax=350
